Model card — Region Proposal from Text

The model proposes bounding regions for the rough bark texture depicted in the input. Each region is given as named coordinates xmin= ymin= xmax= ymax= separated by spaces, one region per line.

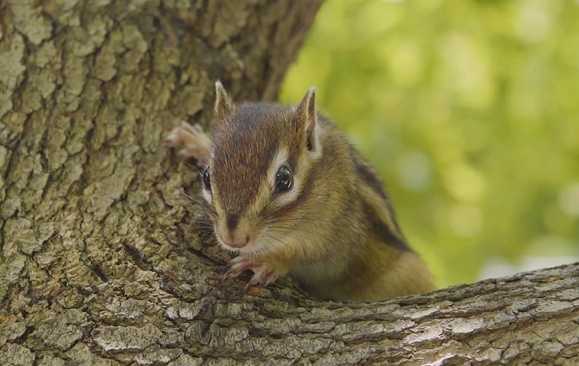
xmin=1 ymin=0 xmax=578 ymax=365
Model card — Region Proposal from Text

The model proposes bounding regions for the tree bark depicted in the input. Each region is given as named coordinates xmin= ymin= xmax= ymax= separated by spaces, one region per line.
xmin=1 ymin=1 xmax=578 ymax=365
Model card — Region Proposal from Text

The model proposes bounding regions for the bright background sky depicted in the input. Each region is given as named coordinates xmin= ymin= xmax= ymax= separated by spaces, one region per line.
xmin=282 ymin=0 xmax=579 ymax=288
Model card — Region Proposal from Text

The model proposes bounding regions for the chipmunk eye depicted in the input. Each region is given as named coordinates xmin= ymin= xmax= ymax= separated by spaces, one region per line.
xmin=275 ymin=166 xmax=292 ymax=193
xmin=202 ymin=169 xmax=211 ymax=191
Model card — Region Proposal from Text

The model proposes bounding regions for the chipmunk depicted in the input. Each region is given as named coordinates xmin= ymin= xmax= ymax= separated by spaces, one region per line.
xmin=167 ymin=82 xmax=436 ymax=301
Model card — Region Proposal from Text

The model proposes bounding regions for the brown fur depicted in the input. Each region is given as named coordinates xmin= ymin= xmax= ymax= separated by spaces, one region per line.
xmin=170 ymin=83 xmax=436 ymax=301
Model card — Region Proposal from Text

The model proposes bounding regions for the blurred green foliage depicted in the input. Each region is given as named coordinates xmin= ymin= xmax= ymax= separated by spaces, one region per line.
xmin=281 ymin=0 xmax=579 ymax=288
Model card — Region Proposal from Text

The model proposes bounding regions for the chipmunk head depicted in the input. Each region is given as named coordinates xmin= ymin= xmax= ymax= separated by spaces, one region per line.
xmin=201 ymin=81 xmax=321 ymax=253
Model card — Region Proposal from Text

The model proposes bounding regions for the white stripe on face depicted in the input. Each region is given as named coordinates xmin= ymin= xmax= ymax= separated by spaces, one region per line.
xmin=265 ymin=148 xmax=300 ymax=208
xmin=202 ymin=186 xmax=212 ymax=204
xmin=207 ymin=146 xmax=309 ymax=255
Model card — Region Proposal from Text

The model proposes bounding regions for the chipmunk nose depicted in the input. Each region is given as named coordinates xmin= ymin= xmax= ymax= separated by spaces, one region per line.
xmin=220 ymin=214 xmax=251 ymax=248
xmin=220 ymin=230 xmax=251 ymax=248
xmin=223 ymin=235 xmax=250 ymax=249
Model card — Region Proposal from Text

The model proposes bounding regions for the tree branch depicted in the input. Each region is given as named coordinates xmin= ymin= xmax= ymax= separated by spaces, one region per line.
xmin=1 ymin=0 xmax=577 ymax=365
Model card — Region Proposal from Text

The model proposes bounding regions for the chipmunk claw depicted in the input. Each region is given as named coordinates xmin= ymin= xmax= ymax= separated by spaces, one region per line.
xmin=166 ymin=121 xmax=212 ymax=164
xmin=245 ymin=264 xmax=278 ymax=290
xmin=226 ymin=255 xmax=255 ymax=278
xmin=224 ymin=266 xmax=245 ymax=279
xmin=226 ymin=256 xmax=278 ymax=289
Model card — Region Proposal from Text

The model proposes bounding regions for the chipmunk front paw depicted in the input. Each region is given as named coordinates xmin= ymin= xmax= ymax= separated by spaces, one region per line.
xmin=226 ymin=256 xmax=279 ymax=289
xmin=166 ymin=121 xmax=212 ymax=165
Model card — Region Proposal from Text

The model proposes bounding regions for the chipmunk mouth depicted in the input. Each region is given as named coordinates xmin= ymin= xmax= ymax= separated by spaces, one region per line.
xmin=215 ymin=223 xmax=288 ymax=254
xmin=216 ymin=232 xmax=283 ymax=256
xmin=215 ymin=231 xmax=258 ymax=253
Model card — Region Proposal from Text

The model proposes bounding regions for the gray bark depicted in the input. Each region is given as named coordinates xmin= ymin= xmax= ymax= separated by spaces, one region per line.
xmin=1 ymin=0 xmax=578 ymax=365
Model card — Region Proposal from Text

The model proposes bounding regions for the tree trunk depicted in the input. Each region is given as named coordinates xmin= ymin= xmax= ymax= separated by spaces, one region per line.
xmin=1 ymin=1 xmax=578 ymax=365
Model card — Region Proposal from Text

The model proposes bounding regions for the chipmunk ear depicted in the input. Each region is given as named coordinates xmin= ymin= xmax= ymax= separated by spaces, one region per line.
xmin=214 ymin=81 xmax=234 ymax=122
xmin=295 ymin=87 xmax=319 ymax=153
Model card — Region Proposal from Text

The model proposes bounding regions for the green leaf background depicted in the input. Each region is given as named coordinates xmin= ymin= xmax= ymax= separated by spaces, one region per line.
xmin=281 ymin=0 xmax=579 ymax=288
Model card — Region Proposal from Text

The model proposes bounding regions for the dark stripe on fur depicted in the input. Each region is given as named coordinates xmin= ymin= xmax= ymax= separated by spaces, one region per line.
xmin=227 ymin=214 xmax=239 ymax=231
xmin=351 ymin=146 xmax=387 ymax=199
xmin=362 ymin=201 xmax=411 ymax=252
